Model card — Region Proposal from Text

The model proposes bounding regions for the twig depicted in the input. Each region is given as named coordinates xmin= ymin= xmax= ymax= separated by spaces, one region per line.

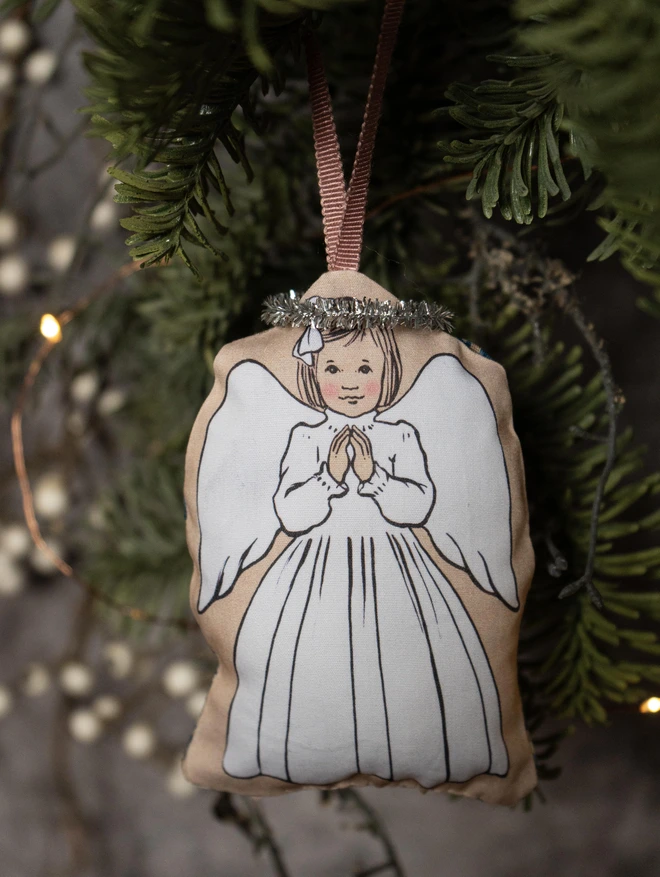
xmin=365 ymin=172 xmax=472 ymax=220
xmin=213 ymin=794 xmax=292 ymax=877
xmin=0 ymin=6 xmax=32 ymax=204
xmin=557 ymin=298 xmax=620 ymax=610
xmin=51 ymin=594 xmax=97 ymax=875
xmin=333 ymin=789 xmax=406 ymax=877
xmin=365 ymin=157 xmax=577 ymax=222
xmin=244 ymin=798 xmax=291 ymax=877
xmin=25 ymin=118 xmax=88 ymax=179
xmin=12 ymin=20 xmax=81 ymax=185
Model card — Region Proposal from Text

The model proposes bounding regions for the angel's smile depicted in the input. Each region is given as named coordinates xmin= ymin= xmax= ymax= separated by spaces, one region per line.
xmin=339 ymin=394 xmax=365 ymax=404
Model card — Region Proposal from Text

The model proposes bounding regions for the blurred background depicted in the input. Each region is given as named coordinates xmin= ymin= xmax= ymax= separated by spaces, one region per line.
xmin=1 ymin=2 xmax=659 ymax=875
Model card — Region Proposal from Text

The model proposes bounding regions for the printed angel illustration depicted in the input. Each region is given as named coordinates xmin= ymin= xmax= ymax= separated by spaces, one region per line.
xmin=196 ymin=306 xmax=519 ymax=789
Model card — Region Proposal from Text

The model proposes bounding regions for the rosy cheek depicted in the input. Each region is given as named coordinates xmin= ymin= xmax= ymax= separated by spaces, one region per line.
xmin=365 ymin=380 xmax=381 ymax=397
xmin=320 ymin=382 xmax=338 ymax=399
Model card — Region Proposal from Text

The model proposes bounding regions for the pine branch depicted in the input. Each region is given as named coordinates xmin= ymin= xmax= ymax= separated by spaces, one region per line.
xmin=74 ymin=0 xmax=351 ymax=274
xmin=516 ymin=0 xmax=660 ymax=283
xmin=442 ymin=54 xmax=591 ymax=223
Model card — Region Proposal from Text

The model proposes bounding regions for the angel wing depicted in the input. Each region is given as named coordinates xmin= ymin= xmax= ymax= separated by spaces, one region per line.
xmin=196 ymin=360 xmax=325 ymax=613
xmin=377 ymin=354 xmax=519 ymax=610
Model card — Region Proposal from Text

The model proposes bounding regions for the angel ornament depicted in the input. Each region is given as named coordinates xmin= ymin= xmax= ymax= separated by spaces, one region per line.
xmin=195 ymin=305 xmax=521 ymax=790
xmin=185 ymin=0 xmax=535 ymax=803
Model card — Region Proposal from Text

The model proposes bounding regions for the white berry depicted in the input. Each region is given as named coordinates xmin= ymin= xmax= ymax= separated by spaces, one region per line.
xmin=0 ymin=523 xmax=31 ymax=559
xmin=70 ymin=370 xmax=100 ymax=405
xmin=87 ymin=503 xmax=107 ymax=531
xmin=47 ymin=235 xmax=76 ymax=273
xmin=23 ymin=48 xmax=56 ymax=85
xmin=92 ymin=694 xmax=122 ymax=721
xmin=69 ymin=708 xmax=102 ymax=744
xmin=0 ymin=253 xmax=28 ymax=296
xmin=122 ymin=722 xmax=156 ymax=760
xmin=97 ymin=388 xmax=126 ymax=416
xmin=22 ymin=662 xmax=51 ymax=697
xmin=166 ymin=758 xmax=196 ymax=798
xmin=29 ymin=537 xmax=63 ymax=575
xmin=102 ymin=641 xmax=134 ymax=679
xmin=0 ymin=20 xmax=31 ymax=58
xmin=34 ymin=472 xmax=68 ymax=519
xmin=0 ymin=59 xmax=15 ymax=93
xmin=59 ymin=662 xmax=94 ymax=697
xmin=0 ymin=685 xmax=13 ymax=719
xmin=185 ymin=689 xmax=207 ymax=719
xmin=0 ymin=551 xmax=25 ymax=596
xmin=90 ymin=200 xmax=117 ymax=232
xmin=66 ymin=410 xmax=86 ymax=436
xmin=162 ymin=661 xmax=200 ymax=699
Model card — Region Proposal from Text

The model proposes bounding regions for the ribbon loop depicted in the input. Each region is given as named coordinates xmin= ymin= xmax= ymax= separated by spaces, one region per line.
xmin=305 ymin=0 xmax=406 ymax=273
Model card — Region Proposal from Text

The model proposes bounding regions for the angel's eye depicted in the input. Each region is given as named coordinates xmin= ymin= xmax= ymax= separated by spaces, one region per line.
xmin=325 ymin=364 xmax=339 ymax=374
xmin=358 ymin=365 xmax=372 ymax=374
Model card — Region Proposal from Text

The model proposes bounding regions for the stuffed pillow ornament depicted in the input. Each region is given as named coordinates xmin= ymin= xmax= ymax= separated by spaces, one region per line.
xmin=182 ymin=0 xmax=537 ymax=806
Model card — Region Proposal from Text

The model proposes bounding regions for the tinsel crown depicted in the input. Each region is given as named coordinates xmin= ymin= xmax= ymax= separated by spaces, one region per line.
xmin=261 ymin=292 xmax=454 ymax=333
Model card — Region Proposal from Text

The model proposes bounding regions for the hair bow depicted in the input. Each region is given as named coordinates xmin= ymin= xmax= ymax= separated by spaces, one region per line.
xmin=292 ymin=297 xmax=324 ymax=365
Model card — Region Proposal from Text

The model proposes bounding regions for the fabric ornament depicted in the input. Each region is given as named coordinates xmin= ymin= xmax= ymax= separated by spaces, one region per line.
xmin=182 ymin=0 xmax=537 ymax=807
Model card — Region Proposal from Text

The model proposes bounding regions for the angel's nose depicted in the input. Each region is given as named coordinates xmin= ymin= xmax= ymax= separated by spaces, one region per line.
xmin=342 ymin=384 xmax=359 ymax=390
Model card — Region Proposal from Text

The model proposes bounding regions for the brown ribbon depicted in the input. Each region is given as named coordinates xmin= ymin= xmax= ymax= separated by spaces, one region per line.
xmin=305 ymin=0 xmax=406 ymax=272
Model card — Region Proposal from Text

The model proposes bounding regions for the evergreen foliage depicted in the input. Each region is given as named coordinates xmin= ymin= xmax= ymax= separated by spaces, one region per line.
xmin=73 ymin=0 xmax=347 ymax=274
xmin=444 ymin=0 xmax=660 ymax=285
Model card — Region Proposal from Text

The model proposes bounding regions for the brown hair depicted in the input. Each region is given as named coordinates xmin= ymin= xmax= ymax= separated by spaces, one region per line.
xmin=297 ymin=324 xmax=402 ymax=410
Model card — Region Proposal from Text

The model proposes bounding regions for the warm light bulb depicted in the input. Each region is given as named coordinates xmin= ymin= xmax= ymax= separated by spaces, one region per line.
xmin=40 ymin=313 xmax=62 ymax=342
xmin=640 ymin=696 xmax=660 ymax=714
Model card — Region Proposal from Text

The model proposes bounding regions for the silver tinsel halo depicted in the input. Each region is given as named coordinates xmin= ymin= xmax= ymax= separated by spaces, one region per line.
xmin=261 ymin=292 xmax=454 ymax=333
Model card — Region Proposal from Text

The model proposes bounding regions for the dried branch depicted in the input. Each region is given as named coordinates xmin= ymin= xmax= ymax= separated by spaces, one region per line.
xmin=556 ymin=298 xmax=620 ymax=610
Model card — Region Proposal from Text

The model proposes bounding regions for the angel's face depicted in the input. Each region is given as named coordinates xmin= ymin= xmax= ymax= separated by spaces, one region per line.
xmin=316 ymin=335 xmax=385 ymax=417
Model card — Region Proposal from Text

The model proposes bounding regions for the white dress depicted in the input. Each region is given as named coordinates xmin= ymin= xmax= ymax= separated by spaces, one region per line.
xmin=223 ymin=407 xmax=509 ymax=787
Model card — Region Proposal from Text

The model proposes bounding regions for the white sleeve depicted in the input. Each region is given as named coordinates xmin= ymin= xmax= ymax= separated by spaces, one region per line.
xmin=274 ymin=426 xmax=348 ymax=535
xmin=357 ymin=424 xmax=434 ymax=527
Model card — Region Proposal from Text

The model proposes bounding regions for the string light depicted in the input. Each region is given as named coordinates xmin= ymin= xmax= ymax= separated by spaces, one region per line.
xmin=640 ymin=696 xmax=660 ymax=714
xmin=40 ymin=313 xmax=62 ymax=342
xmin=12 ymin=262 xmax=195 ymax=630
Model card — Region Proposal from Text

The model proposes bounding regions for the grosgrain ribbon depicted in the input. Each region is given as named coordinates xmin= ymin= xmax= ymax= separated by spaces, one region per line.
xmin=305 ymin=0 xmax=406 ymax=272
